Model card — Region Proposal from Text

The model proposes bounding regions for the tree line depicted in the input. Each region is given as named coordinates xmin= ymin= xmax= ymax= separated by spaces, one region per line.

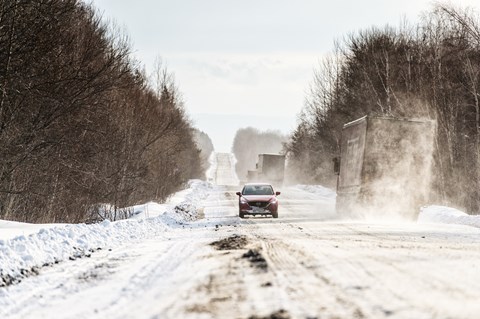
xmin=0 ymin=0 xmax=209 ymax=223
xmin=284 ymin=4 xmax=480 ymax=213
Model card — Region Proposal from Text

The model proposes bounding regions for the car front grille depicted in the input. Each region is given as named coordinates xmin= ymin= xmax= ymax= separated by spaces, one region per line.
xmin=249 ymin=201 xmax=269 ymax=208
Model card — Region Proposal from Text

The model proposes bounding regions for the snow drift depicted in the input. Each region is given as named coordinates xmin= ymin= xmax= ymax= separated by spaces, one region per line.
xmin=418 ymin=205 xmax=480 ymax=228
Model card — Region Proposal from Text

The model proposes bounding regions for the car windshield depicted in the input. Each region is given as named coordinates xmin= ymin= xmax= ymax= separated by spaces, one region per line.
xmin=242 ymin=185 xmax=274 ymax=196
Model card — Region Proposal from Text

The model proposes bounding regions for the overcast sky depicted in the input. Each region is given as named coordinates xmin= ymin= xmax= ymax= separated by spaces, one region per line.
xmin=90 ymin=0 xmax=479 ymax=151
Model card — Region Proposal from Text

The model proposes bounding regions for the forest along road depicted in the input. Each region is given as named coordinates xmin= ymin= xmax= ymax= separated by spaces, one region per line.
xmin=3 ymin=153 xmax=480 ymax=319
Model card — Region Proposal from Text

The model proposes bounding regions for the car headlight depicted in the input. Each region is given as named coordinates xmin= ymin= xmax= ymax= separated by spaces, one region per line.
xmin=240 ymin=197 xmax=248 ymax=204
xmin=269 ymin=197 xmax=277 ymax=204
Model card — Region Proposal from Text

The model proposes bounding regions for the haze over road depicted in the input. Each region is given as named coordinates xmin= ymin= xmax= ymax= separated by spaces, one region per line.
xmin=3 ymin=153 xmax=480 ymax=319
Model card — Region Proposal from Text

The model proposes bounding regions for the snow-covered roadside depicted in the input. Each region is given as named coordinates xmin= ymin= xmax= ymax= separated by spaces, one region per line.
xmin=130 ymin=179 xmax=213 ymax=221
xmin=0 ymin=179 xmax=213 ymax=287
xmin=418 ymin=205 xmax=480 ymax=228
xmin=0 ymin=220 xmax=67 ymax=242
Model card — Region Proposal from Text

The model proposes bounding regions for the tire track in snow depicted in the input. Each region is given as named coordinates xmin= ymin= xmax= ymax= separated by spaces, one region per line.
xmin=258 ymin=237 xmax=366 ymax=319
xmin=98 ymin=237 xmax=212 ymax=319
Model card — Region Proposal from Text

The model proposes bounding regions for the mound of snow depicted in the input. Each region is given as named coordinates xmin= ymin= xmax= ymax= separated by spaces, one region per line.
xmin=418 ymin=205 xmax=480 ymax=228
xmin=0 ymin=220 xmax=65 ymax=241
xmin=130 ymin=180 xmax=213 ymax=220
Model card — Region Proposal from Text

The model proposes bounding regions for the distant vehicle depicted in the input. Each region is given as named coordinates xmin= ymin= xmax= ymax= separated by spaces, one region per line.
xmin=335 ymin=116 xmax=435 ymax=219
xmin=236 ymin=183 xmax=281 ymax=218
xmin=254 ymin=154 xmax=286 ymax=186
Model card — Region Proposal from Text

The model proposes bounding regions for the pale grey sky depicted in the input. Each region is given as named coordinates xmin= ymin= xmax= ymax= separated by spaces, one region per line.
xmin=90 ymin=0 xmax=478 ymax=151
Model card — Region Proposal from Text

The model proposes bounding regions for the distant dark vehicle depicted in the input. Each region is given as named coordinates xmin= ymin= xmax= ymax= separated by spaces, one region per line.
xmin=254 ymin=154 xmax=286 ymax=186
xmin=335 ymin=116 xmax=435 ymax=219
xmin=236 ymin=183 xmax=281 ymax=218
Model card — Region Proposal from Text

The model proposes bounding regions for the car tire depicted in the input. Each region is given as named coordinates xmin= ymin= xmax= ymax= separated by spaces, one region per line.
xmin=272 ymin=211 xmax=278 ymax=218
xmin=239 ymin=211 xmax=245 ymax=219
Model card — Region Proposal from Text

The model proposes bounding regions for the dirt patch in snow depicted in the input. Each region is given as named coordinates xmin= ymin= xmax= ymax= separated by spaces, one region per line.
xmin=248 ymin=309 xmax=290 ymax=319
xmin=186 ymin=304 xmax=212 ymax=314
xmin=224 ymin=192 xmax=235 ymax=200
xmin=0 ymin=267 xmax=40 ymax=287
xmin=76 ymin=262 xmax=116 ymax=283
xmin=210 ymin=234 xmax=248 ymax=250
xmin=242 ymin=249 xmax=268 ymax=271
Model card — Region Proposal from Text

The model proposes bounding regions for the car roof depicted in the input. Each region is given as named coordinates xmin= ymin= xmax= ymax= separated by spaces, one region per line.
xmin=243 ymin=183 xmax=273 ymax=186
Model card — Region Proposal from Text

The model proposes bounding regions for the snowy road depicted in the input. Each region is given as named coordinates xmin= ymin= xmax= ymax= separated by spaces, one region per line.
xmin=3 ymin=153 xmax=480 ymax=319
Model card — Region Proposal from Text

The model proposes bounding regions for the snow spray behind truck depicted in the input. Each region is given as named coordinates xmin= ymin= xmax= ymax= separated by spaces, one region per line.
xmin=256 ymin=154 xmax=286 ymax=186
xmin=335 ymin=116 xmax=436 ymax=219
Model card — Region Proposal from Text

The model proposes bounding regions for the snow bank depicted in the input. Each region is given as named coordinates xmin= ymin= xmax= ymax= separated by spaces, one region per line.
xmin=418 ymin=205 xmax=480 ymax=228
xmin=293 ymin=184 xmax=336 ymax=200
xmin=0 ymin=179 xmax=213 ymax=287
xmin=130 ymin=180 xmax=212 ymax=221
xmin=0 ymin=220 xmax=66 ymax=241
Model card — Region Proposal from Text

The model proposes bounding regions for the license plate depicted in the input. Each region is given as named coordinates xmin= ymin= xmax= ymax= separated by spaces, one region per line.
xmin=252 ymin=207 xmax=264 ymax=213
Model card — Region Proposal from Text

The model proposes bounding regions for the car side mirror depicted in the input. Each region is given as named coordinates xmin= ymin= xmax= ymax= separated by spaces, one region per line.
xmin=275 ymin=191 xmax=281 ymax=196
xmin=236 ymin=192 xmax=241 ymax=196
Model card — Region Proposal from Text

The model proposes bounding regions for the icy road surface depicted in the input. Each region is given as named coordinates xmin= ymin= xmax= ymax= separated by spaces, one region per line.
xmin=3 ymin=153 xmax=480 ymax=319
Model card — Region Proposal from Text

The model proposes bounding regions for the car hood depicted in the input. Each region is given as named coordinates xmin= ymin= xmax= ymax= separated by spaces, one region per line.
xmin=242 ymin=195 xmax=275 ymax=202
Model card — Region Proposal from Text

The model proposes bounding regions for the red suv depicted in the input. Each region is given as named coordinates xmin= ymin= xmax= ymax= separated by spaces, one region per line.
xmin=236 ymin=183 xmax=281 ymax=218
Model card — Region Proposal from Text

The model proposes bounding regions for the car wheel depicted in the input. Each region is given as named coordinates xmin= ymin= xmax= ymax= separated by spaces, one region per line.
xmin=239 ymin=211 xmax=245 ymax=218
xmin=272 ymin=211 xmax=278 ymax=218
